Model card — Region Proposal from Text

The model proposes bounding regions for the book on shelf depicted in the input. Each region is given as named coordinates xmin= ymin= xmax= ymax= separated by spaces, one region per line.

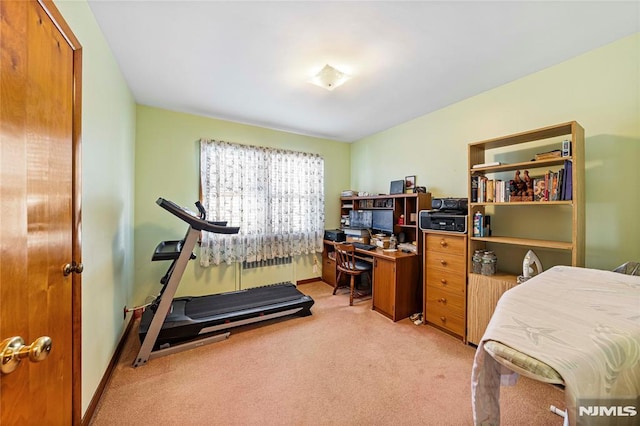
xmin=545 ymin=171 xmax=552 ymax=201
xmin=478 ymin=176 xmax=488 ymax=203
xmin=472 ymin=161 xmax=501 ymax=169
xmin=562 ymin=160 xmax=573 ymax=200
xmin=544 ymin=171 xmax=549 ymax=201
xmin=549 ymin=172 xmax=558 ymax=201
xmin=471 ymin=177 xmax=510 ymax=203
xmin=498 ymin=180 xmax=509 ymax=202
xmin=486 ymin=179 xmax=495 ymax=203
xmin=533 ymin=177 xmax=546 ymax=201
xmin=529 ymin=166 xmax=568 ymax=202
xmin=471 ymin=175 xmax=479 ymax=203
xmin=557 ymin=168 xmax=564 ymax=201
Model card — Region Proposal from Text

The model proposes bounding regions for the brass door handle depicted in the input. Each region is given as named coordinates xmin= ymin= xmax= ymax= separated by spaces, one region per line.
xmin=63 ymin=261 xmax=84 ymax=276
xmin=0 ymin=336 xmax=52 ymax=374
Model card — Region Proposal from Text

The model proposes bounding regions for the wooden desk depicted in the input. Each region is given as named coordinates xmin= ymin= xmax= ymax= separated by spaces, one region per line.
xmin=322 ymin=240 xmax=421 ymax=321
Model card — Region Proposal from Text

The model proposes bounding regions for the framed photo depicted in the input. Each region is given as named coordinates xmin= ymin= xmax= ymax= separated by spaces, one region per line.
xmin=405 ymin=175 xmax=416 ymax=193
xmin=390 ymin=180 xmax=404 ymax=195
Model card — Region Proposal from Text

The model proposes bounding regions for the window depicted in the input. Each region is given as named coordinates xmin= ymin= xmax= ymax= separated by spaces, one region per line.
xmin=199 ymin=139 xmax=325 ymax=266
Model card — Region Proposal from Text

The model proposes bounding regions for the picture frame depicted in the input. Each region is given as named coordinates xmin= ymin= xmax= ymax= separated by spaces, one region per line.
xmin=390 ymin=180 xmax=404 ymax=195
xmin=405 ymin=175 xmax=416 ymax=193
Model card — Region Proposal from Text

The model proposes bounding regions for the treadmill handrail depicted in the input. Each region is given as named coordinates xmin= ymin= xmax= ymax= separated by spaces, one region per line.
xmin=156 ymin=198 xmax=239 ymax=234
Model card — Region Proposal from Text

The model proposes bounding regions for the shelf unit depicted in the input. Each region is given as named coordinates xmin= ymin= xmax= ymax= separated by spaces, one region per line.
xmin=339 ymin=193 xmax=431 ymax=253
xmin=466 ymin=272 xmax=518 ymax=345
xmin=467 ymin=121 xmax=585 ymax=272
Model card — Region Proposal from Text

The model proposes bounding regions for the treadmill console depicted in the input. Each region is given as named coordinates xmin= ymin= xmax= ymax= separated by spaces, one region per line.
xmin=156 ymin=198 xmax=240 ymax=234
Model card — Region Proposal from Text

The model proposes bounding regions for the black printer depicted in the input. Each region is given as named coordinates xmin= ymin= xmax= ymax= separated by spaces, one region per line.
xmin=324 ymin=229 xmax=346 ymax=242
xmin=419 ymin=198 xmax=468 ymax=234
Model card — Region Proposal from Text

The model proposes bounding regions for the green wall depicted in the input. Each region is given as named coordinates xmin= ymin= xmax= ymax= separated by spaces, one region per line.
xmin=351 ymin=33 xmax=640 ymax=271
xmin=54 ymin=0 xmax=137 ymax=418
xmin=134 ymin=106 xmax=350 ymax=304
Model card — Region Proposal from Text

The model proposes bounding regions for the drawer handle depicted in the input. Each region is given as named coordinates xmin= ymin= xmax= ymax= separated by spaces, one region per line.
xmin=440 ymin=316 xmax=446 ymax=322
xmin=440 ymin=278 xmax=447 ymax=285
xmin=438 ymin=298 xmax=446 ymax=304
xmin=440 ymin=240 xmax=447 ymax=247
xmin=440 ymin=259 xmax=447 ymax=266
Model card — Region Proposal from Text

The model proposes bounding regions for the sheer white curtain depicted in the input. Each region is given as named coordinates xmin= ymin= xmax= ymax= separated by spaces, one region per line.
xmin=199 ymin=139 xmax=325 ymax=266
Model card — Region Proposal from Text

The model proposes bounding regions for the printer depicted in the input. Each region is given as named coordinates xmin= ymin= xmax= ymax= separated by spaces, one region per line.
xmin=419 ymin=198 xmax=468 ymax=234
xmin=324 ymin=229 xmax=346 ymax=242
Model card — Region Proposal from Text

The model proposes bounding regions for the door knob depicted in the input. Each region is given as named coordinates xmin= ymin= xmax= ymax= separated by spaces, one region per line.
xmin=0 ymin=336 xmax=52 ymax=374
xmin=63 ymin=261 xmax=84 ymax=276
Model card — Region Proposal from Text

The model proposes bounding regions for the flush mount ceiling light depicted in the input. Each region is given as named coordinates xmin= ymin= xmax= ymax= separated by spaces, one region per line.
xmin=308 ymin=64 xmax=351 ymax=91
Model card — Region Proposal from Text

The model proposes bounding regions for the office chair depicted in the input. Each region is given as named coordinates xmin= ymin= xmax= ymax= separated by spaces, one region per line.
xmin=333 ymin=243 xmax=372 ymax=306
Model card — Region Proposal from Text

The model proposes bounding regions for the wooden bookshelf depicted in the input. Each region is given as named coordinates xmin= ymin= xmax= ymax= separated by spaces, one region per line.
xmin=466 ymin=121 xmax=585 ymax=347
xmin=466 ymin=121 xmax=585 ymax=268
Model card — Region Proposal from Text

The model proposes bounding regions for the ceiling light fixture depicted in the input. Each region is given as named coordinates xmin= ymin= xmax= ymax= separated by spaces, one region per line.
xmin=308 ymin=64 xmax=351 ymax=91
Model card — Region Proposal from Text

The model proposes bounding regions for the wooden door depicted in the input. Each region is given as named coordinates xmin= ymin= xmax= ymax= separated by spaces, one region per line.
xmin=0 ymin=0 xmax=82 ymax=423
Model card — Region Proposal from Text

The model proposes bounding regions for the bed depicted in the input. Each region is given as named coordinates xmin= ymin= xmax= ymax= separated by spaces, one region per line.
xmin=471 ymin=264 xmax=640 ymax=425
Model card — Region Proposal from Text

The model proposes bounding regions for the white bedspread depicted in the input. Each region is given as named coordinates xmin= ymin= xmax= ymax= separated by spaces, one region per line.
xmin=471 ymin=266 xmax=640 ymax=425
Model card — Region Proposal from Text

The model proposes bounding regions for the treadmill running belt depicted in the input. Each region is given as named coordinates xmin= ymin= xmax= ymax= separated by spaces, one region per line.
xmin=185 ymin=283 xmax=305 ymax=319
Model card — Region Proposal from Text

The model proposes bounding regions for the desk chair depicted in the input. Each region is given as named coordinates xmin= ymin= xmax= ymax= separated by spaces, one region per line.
xmin=333 ymin=243 xmax=372 ymax=306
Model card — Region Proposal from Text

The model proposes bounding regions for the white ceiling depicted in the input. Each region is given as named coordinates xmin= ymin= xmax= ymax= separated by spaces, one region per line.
xmin=87 ymin=1 xmax=639 ymax=142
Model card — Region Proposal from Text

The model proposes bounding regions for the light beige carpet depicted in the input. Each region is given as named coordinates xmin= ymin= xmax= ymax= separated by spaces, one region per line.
xmin=90 ymin=281 xmax=564 ymax=425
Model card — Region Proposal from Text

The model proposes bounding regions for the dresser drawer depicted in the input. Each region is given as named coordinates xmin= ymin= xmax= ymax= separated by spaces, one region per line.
xmin=425 ymin=267 xmax=466 ymax=293
xmin=425 ymin=233 xmax=466 ymax=255
xmin=425 ymin=301 xmax=465 ymax=336
xmin=425 ymin=285 xmax=465 ymax=315
xmin=426 ymin=251 xmax=466 ymax=274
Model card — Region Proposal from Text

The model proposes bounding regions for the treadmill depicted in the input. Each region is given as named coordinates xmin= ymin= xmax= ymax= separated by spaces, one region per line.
xmin=134 ymin=197 xmax=314 ymax=367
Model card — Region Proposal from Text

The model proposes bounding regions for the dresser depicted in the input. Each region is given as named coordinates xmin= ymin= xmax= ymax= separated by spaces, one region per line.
xmin=423 ymin=231 xmax=467 ymax=341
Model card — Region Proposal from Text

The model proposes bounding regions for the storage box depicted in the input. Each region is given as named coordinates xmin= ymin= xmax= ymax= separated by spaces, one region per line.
xmin=346 ymin=236 xmax=370 ymax=244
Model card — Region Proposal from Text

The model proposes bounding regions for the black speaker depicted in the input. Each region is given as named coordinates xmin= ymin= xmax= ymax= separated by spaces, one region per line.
xmin=398 ymin=232 xmax=406 ymax=243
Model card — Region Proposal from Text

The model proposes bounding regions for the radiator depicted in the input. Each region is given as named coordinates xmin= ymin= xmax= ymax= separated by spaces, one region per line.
xmin=240 ymin=257 xmax=294 ymax=290
xmin=242 ymin=257 xmax=292 ymax=270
